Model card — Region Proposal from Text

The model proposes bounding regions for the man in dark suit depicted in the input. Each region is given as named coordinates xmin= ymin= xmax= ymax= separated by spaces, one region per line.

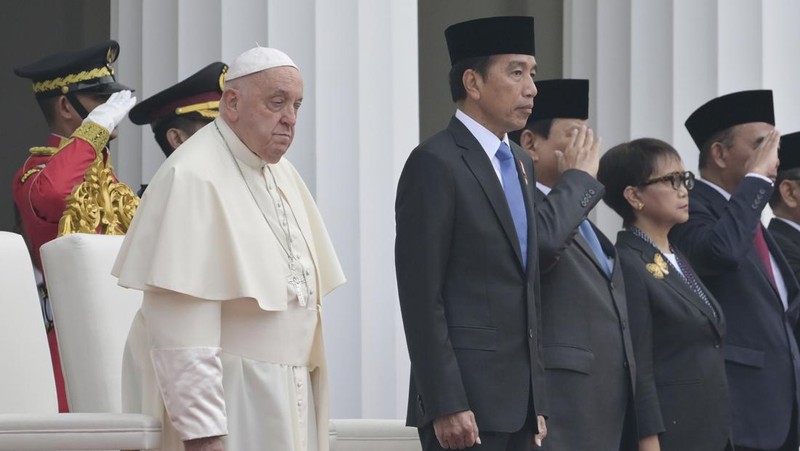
xmin=396 ymin=16 xmax=545 ymax=451
xmin=510 ymin=79 xmax=638 ymax=450
xmin=768 ymin=132 xmax=800 ymax=282
xmin=670 ymin=90 xmax=800 ymax=451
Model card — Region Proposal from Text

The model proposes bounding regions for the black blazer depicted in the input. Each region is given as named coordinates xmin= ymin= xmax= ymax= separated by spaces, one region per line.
xmin=535 ymin=182 xmax=638 ymax=451
xmin=616 ymin=231 xmax=730 ymax=451
xmin=395 ymin=117 xmax=545 ymax=433
xmin=670 ymin=178 xmax=800 ymax=449
xmin=769 ymin=217 xmax=800 ymax=283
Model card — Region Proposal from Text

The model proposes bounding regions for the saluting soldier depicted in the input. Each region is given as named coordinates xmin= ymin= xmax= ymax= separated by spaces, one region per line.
xmin=12 ymin=40 xmax=136 ymax=412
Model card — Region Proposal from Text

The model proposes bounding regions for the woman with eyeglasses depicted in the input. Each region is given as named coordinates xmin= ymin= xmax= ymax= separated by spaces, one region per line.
xmin=598 ymin=138 xmax=732 ymax=451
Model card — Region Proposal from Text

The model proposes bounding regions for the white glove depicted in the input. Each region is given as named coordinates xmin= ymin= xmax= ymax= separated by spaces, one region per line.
xmin=83 ymin=90 xmax=137 ymax=133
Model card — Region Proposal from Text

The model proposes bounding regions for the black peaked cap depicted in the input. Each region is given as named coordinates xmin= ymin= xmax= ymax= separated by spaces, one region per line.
xmin=129 ymin=62 xmax=227 ymax=126
xmin=14 ymin=40 xmax=132 ymax=98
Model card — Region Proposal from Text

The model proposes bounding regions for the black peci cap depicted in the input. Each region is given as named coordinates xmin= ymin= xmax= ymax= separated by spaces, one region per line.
xmin=445 ymin=16 xmax=535 ymax=66
xmin=778 ymin=131 xmax=800 ymax=173
xmin=14 ymin=40 xmax=132 ymax=98
xmin=129 ymin=62 xmax=227 ymax=128
xmin=685 ymin=90 xmax=774 ymax=149
xmin=528 ymin=79 xmax=589 ymax=123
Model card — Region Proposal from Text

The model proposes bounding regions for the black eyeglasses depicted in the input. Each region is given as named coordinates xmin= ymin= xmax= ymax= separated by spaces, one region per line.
xmin=639 ymin=171 xmax=695 ymax=191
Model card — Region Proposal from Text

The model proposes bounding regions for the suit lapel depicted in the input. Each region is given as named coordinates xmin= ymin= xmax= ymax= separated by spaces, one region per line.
xmin=573 ymin=226 xmax=611 ymax=279
xmin=764 ymin=225 xmax=800 ymax=310
xmin=450 ymin=118 xmax=524 ymax=268
xmin=694 ymin=182 xmax=787 ymax=307
xmin=621 ymin=232 xmax=723 ymax=336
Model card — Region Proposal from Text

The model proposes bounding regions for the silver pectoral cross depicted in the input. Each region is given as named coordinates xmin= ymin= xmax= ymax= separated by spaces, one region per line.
xmin=288 ymin=260 xmax=307 ymax=306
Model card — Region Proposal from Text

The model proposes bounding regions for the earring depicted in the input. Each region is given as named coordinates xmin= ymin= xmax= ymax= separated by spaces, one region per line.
xmin=637 ymin=202 xmax=644 ymax=210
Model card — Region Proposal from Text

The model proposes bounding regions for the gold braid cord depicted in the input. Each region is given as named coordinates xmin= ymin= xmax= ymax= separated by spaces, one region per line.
xmin=57 ymin=132 xmax=139 ymax=237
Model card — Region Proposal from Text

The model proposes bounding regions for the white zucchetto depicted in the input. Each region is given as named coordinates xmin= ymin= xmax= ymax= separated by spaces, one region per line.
xmin=225 ymin=46 xmax=298 ymax=82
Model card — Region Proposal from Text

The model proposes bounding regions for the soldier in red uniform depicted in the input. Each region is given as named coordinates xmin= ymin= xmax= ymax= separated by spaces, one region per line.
xmin=12 ymin=40 xmax=136 ymax=412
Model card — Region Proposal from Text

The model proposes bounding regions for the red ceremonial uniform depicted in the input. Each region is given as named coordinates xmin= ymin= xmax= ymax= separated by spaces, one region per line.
xmin=12 ymin=121 xmax=111 ymax=413
xmin=13 ymin=122 xmax=111 ymax=270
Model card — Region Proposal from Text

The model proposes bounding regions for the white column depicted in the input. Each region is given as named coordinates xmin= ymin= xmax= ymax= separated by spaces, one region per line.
xmin=111 ymin=0 xmax=419 ymax=420
xmin=564 ymin=0 xmax=800 ymax=237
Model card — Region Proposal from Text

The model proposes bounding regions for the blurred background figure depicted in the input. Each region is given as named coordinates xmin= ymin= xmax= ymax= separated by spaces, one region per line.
xmin=768 ymin=131 xmax=800 ymax=282
xmin=128 ymin=61 xmax=227 ymax=196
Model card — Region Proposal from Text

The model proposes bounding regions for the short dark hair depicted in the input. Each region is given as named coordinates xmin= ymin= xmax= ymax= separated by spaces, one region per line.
xmin=698 ymin=127 xmax=734 ymax=170
xmin=769 ymin=168 xmax=800 ymax=208
xmin=448 ymin=55 xmax=494 ymax=103
xmin=153 ymin=113 xmax=212 ymax=157
xmin=508 ymin=118 xmax=553 ymax=145
xmin=36 ymin=96 xmax=58 ymax=126
xmin=597 ymin=137 xmax=682 ymax=226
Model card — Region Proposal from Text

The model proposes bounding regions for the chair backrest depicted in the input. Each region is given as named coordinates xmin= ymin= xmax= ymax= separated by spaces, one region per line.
xmin=0 ymin=232 xmax=58 ymax=413
xmin=41 ymin=234 xmax=143 ymax=413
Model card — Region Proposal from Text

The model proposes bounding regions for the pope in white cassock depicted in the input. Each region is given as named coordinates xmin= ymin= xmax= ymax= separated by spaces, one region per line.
xmin=112 ymin=46 xmax=346 ymax=451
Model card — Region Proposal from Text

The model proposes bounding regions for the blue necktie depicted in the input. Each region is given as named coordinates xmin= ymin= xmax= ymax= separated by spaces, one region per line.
xmin=496 ymin=142 xmax=527 ymax=267
xmin=579 ymin=219 xmax=611 ymax=276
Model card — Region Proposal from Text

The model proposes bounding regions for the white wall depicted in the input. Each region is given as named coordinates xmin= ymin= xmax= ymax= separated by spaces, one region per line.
xmin=111 ymin=0 xmax=418 ymax=419
xmin=564 ymin=0 xmax=800 ymax=235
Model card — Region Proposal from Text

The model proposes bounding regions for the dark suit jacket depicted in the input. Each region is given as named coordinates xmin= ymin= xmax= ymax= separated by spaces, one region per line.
xmin=670 ymin=177 xmax=800 ymax=449
xmin=535 ymin=182 xmax=638 ymax=451
xmin=769 ymin=217 xmax=800 ymax=283
xmin=616 ymin=231 xmax=731 ymax=451
xmin=395 ymin=117 xmax=545 ymax=433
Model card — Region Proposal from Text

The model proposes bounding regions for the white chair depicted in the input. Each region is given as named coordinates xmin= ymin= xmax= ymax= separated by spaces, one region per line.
xmin=41 ymin=234 xmax=143 ymax=413
xmin=329 ymin=419 xmax=421 ymax=451
xmin=0 ymin=231 xmax=161 ymax=449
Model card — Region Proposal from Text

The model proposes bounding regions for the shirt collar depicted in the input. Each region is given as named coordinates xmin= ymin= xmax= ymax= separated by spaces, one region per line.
xmin=536 ymin=181 xmax=551 ymax=194
xmin=215 ymin=117 xmax=266 ymax=170
xmin=698 ymin=178 xmax=731 ymax=200
xmin=455 ymin=109 xmax=510 ymax=160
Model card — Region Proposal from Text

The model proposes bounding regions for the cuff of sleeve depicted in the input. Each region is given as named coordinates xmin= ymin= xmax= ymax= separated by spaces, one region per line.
xmin=71 ymin=122 xmax=110 ymax=153
xmin=745 ymin=173 xmax=774 ymax=185
xmin=151 ymin=347 xmax=228 ymax=441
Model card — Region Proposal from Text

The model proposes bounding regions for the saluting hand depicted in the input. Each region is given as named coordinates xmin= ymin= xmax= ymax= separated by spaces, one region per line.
xmin=745 ymin=128 xmax=781 ymax=180
xmin=555 ymin=125 xmax=602 ymax=178
xmin=433 ymin=410 xmax=481 ymax=449
xmin=83 ymin=90 xmax=137 ymax=134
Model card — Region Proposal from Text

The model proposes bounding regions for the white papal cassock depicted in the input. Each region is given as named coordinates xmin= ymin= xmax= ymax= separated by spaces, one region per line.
xmin=112 ymin=117 xmax=346 ymax=451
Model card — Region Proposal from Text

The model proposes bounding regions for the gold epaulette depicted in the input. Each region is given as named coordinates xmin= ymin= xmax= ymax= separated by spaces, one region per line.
xmin=71 ymin=121 xmax=110 ymax=153
xmin=28 ymin=146 xmax=57 ymax=156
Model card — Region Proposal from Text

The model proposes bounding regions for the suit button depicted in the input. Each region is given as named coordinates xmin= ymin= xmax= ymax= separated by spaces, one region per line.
xmin=588 ymin=189 xmax=596 ymax=196
xmin=528 ymin=328 xmax=534 ymax=339
xmin=759 ymin=188 xmax=766 ymax=195
xmin=713 ymin=342 xmax=720 ymax=349
xmin=580 ymin=200 xmax=588 ymax=207
xmin=610 ymin=282 xmax=615 ymax=289
xmin=623 ymin=360 xmax=629 ymax=368
xmin=621 ymin=320 xmax=627 ymax=330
